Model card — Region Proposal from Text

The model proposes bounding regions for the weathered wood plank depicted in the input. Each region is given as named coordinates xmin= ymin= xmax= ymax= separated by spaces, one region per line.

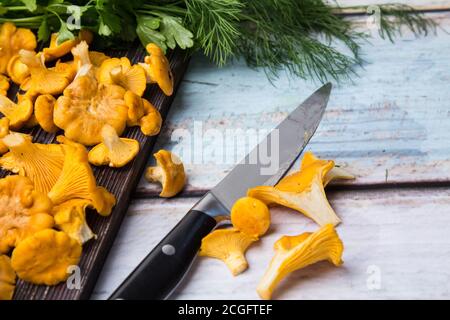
xmin=135 ymin=11 xmax=450 ymax=197
xmin=93 ymin=187 xmax=450 ymax=299
xmin=330 ymin=0 xmax=450 ymax=11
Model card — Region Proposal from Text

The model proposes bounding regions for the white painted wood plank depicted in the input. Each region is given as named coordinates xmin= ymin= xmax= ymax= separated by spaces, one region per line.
xmin=93 ymin=187 xmax=450 ymax=299
xmin=136 ymin=12 xmax=450 ymax=196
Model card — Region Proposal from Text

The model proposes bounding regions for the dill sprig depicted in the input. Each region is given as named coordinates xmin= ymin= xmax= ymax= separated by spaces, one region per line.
xmin=185 ymin=0 xmax=242 ymax=66
xmin=375 ymin=4 xmax=437 ymax=41
xmin=237 ymin=0 xmax=364 ymax=81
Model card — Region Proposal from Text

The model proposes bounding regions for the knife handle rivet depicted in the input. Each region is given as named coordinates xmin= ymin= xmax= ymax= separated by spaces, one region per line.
xmin=162 ymin=244 xmax=176 ymax=256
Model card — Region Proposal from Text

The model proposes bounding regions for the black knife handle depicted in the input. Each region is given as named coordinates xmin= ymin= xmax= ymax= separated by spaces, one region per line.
xmin=109 ymin=209 xmax=217 ymax=300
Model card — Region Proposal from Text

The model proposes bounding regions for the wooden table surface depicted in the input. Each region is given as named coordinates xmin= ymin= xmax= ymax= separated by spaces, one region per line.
xmin=92 ymin=0 xmax=450 ymax=300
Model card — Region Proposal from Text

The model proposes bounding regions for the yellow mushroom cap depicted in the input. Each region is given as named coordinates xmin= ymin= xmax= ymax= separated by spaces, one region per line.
xmin=43 ymin=29 xmax=93 ymax=61
xmin=0 ymin=94 xmax=33 ymax=130
xmin=0 ymin=22 xmax=37 ymax=74
xmin=143 ymin=43 xmax=174 ymax=96
xmin=0 ymin=117 xmax=10 ymax=154
xmin=140 ymin=98 xmax=162 ymax=136
xmin=0 ymin=255 xmax=16 ymax=300
xmin=123 ymin=92 xmax=162 ymax=136
xmin=48 ymin=136 xmax=116 ymax=216
xmin=35 ymin=94 xmax=58 ymax=133
xmin=54 ymin=60 xmax=128 ymax=146
xmin=98 ymin=57 xmax=147 ymax=96
xmin=89 ymin=51 xmax=110 ymax=67
xmin=0 ymin=133 xmax=65 ymax=193
xmin=231 ymin=196 xmax=271 ymax=238
xmin=257 ymin=224 xmax=344 ymax=300
xmin=124 ymin=90 xmax=146 ymax=126
xmin=19 ymin=50 xmax=74 ymax=96
xmin=53 ymin=199 xmax=96 ymax=244
xmin=0 ymin=175 xmax=54 ymax=254
xmin=88 ymin=125 xmax=140 ymax=168
xmin=199 ymin=228 xmax=257 ymax=276
xmin=11 ymin=229 xmax=82 ymax=286
xmin=145 ymin=149 xmax=186 ymax=198
xmin=248 ymin=151 xmax=341 ymax=227
xmin=0 ymin=74 xmax=10 ymax=95
xmin=6 ymin=54 xmax=30 ymax=85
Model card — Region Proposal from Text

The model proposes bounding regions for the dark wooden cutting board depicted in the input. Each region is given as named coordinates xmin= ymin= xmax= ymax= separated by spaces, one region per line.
xmin=1 ymin=46 xmax=190 ymax=300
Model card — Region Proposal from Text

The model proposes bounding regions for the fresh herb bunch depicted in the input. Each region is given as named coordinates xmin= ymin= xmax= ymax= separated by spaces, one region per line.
xmin=0 ymin=0 xmax=436 ymax=81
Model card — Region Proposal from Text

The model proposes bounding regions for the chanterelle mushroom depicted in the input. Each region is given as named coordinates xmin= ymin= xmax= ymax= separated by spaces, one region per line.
xmin=0 ymin=22 xmax=37 ymax=74
xmin=11 ymin=229 xmax=82 ymax=286
xmin=88 ymin=125 xmax=139 ymax=168
xmin=98 ymin=57 xmax=147 ymax=96
xmin=140 ymin=43 xmax=173 ymax=96
xmin=0 ymin=95 xmax=33 ymax=130
xmin=0 ymin=133 xmax=65 ymax=193
xmin=48 ymin=136 xmax=116 ymax=216
xmin=257 ymin=224 xmax=344 ymax=300
xmin=0 ymin=175 xmax=54 ymax=254
xmin=123 ymin=91 xmax=162 ymax=136
xmin=0 ymin=74 xmax=9 ymax=95
xmin=231 ymin=197 xmax=271 ymax=238
xmin=54 ymin=41 xmax=128 ymax=146
xmin=145 ymin=149 xmax=186 ymax=198
xmin=140 ymin=98 xmax=162 ymax=136
xmin=248 ymin=151 xmax=341 ymax=226
xmin=43 ymin=29 xmax=93 ymax=61
xmin=200 ymin=228 xmax=256 ymax=276
xmin=6 ymin=54 xmax=29 ymax=85
xmin=34 ymin=94 xmax=58 ymax=133
xmin=324 ymin=166 xmax=355 ymax=187
xmin=0 ymin=255 xmax=16 ymax=300
xmin=53 ymin=199 xmax=96 ymax=244
xmin=19 ymin=50 xmax=74 ymax=96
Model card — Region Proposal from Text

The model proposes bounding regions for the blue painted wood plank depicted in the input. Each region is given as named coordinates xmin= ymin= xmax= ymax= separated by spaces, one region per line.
xmin=137 ymin=12 xmax=450 ymax=196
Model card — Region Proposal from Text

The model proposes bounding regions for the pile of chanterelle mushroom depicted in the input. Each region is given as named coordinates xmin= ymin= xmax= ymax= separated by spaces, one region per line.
xmin=0 ymin=23 xmax=187 ymax=300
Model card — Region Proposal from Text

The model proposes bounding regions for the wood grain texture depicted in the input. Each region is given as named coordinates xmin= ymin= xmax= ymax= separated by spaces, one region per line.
xmin=93 ymin=187 xmax=450 ymax=300
xmin=329 ymin=0 xmax=450 ymax=11
xmin=6 ymin=48 xmax=190 ymax=300
xmin=135 ymin=11 xmax=450 ymax=197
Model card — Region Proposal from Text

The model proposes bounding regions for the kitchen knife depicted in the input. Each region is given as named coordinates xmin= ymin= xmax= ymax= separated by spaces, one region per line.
xmin=109 ymin=83 xmax=332 ymax=300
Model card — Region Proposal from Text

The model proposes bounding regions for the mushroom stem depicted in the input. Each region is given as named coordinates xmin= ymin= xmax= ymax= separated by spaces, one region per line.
xmin=109 ymin=66 xmax=124 ymax=84
xmin=225 ymin=251 xmax=249 ymax=276
xmin=256 ymin=257 xmax=284 ymax=300
xmin=2 ymin=131 xmax=27 ymax=148
xmin=145 ymin=165 xmax=163 ymax=183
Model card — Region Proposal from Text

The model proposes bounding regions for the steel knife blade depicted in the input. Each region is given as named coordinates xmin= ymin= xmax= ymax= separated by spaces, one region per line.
xmin=210 ymin=82 xmax=332 ymax=211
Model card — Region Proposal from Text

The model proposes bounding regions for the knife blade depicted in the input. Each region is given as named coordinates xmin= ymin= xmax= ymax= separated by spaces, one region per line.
xmin=211 ymin=82 xmax=332 ymax=211
xmin=109 ymin=83 xmax=332 ymax=300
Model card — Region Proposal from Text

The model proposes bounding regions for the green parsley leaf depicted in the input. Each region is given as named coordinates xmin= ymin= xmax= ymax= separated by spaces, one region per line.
xmin=136 ymin=15 xmax=167 ymax=50
xmin=57 ymin=22 xmax=75 ymax=45
xmin=97 ymin=8 xmax=121 ymax=36
xmin=38 ymin=17 xmax=50 ymax=42
xmin=20 ymin=0 xmax=37 ymax=12
xmin=159 ymin=14 xmax=194 ymax=50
